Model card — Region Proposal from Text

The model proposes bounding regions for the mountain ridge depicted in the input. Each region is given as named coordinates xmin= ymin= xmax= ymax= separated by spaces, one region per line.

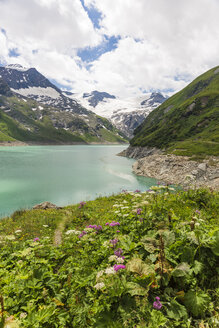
xmin=130 ymin=66 xmax=219 ymax=156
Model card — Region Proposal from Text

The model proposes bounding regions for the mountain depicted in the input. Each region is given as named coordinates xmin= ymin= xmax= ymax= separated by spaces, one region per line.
xmin=65 ymin=91 xmax=167 ymax=138
xmin=130 ymin=66 xmax=219 ymax=156
xmin=0 ymin=65 xmax=127 ymax=144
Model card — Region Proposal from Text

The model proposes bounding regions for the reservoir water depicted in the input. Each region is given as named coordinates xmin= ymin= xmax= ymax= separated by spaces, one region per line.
xmin=0 ymin=145 xmax=157 ymax=218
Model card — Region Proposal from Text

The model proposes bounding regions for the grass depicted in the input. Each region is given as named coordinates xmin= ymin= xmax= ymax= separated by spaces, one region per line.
xmin=131 ymin=66 xmax=219 ymax=157
xmin=0 ymin=187 xmax=218 ymax=327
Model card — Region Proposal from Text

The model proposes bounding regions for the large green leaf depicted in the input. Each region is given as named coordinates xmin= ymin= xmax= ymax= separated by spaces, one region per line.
xmin=166 ymin=299 xmax=188 ymax=320
xmin=172 ymin=262 xmax=190 ymax=277
xmin=184 ymin=289 xmax=210 ymax=318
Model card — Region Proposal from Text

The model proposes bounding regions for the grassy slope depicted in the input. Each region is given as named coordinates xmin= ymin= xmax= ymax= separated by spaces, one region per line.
xmin=0 ymin=95 xmax=127 ymax=144
xmin=131 ymin=66 xmax=219 ymax=156
xmin=0 ymin=188 xmax=218 ymax=327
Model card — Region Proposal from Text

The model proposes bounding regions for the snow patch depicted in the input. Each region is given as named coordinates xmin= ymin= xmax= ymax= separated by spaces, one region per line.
xmin=11 ymin=87 xmax=60 ymax=99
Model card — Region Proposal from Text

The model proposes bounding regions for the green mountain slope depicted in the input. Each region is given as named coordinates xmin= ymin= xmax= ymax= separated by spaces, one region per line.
xmin=0 ymin=79 xmax=127 ymax=144
xmin=131 ymin=66 xmax=219 ymax=156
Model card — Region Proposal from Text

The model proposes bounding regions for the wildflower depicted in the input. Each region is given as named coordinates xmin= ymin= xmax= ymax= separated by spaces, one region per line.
xmin=114 ymin=264 xmax=126 ymax=271
xmin=96 ymin=270 xmax=105 ymax=280
xmin=116 ymin=230 xmax=120 ymax=233
xmin=109 ymin=221 xmax=120 ymax=227
xmin=105 ymin=267 xmax=116 ymax=274
xmin=139 ymin=217 xmax=143 ymax=222
xmin=78 ymin=201 xmax=86 ymax=209
xmin=153 ymin=297 xmax=162 ymax=310
xmin=195 ymin=210 xmax=200 ymax=215
xmin=114 ymin=248 xmax=123 ymax=257
xmin=94 ymin=282 xmax=105 ymax=290
xmin=105 ymin=222 xmax=109 ymax=226
xmin=116 ymin=257 xmax=124 ymax=264
xmin=109 ymin=255 xmax=118 ymax=262
xmin=79 ymin=231 xmax=87 ymax=238
xmin=135 ymin=189 xmax=141 ymax=193
xmin=65 ymin=229 xmax=81 ymax=235
xmin=110 ymin=238 xmax=118 ymax=247
xmin=34 ymin=237 xmax=40 ymax=242
xmin=136 ymin=208 xmax=142 ymax=215
xmin=43 ymin=225 xmax=49 ymax=228
xmin=15 ymin=230 xmax=22 ymax=234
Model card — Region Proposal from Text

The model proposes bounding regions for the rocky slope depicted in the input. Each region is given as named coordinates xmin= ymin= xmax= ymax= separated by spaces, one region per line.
xmin=65 ymin=91 xmax=167 ymax=138
xmin=0 ymin=65 xmax=127 ymax=144
xmin=133 ymin=153 xmax=219 ymax=190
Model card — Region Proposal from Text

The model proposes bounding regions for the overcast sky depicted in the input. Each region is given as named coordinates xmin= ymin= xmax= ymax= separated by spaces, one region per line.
xmin=0 ymin=0 xmax=219 ymax=97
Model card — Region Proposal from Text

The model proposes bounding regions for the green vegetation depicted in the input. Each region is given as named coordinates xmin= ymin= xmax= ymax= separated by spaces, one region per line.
xmin=0 ymin=187 xmax=218 ymax=327
xmin=0 ymin=92 xmax=127 ymax=145
xmin=131 ymin=66 xmax=219 ymax=156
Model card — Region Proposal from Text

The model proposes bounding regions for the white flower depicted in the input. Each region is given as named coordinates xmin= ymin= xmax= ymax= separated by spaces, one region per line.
xmin=114 ymin=210 xmax=120 ymax=214
xmin=102 ymin=241 xmax=109 ymax=247
xmin=123 ymin=200 xmax=128 ymax=204
xmin=65 ymin=230 xmax=81 ymax=235
xmin=121 ymin=206 xmax=129 ymax=209
xmin=113 ymin=204 xmax=120 ymax=207
xmin=116 ymin=257 xmax=124 ymax=264
xmin=15 ymin=230 xmax=22 ymax=234
xmin=109 ymin=255 xmax=117 ymax=262
xmin=43 ymin=225 xmax=49 ymax=228
xmin=94 ymin=282 xmax=105 ymax=290
xmin=105 ymin=267 xmax=116 ymax=275
xmin=123 ymin=214 xmax=129 ymax=217
xmin=96 ymin=270 xmax=105 ymax=280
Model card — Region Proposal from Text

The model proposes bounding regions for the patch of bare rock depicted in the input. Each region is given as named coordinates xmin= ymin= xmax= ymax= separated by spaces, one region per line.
xmin=132 ymin=154 xmax=219 ymax=190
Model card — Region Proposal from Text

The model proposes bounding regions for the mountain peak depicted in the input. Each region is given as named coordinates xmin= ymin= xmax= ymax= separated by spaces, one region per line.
xmin=5 ymin=64 xmax=29 ymax=72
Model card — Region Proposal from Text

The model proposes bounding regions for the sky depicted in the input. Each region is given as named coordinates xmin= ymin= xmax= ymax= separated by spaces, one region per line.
xmin=0 ymin=0 xmax=219 ymax=98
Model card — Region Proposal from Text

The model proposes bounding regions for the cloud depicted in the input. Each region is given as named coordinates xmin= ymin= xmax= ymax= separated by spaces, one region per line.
xmin=0 ymin=0 xmax=101 ymax=52
xmin=0 ymin=0 xmax=219 ymax=97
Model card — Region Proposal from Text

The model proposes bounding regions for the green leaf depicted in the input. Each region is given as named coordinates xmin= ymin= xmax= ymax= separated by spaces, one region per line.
xmin=184 ymin=289 xmax=210 ymax=318
xmin=172 ymin=262 xmax=190 ymax=277
xmin=192 ymin=260 xmax=203 ymax=275
xmin=211 ymin=231 xmax=219 ymax=256
xmin=126 ymin=282 xmax=148 ymax=296
xmin=148 ymin=309 xmax=167 ymax=328
xmin=166 ymin=299 xmax=188 ymax=320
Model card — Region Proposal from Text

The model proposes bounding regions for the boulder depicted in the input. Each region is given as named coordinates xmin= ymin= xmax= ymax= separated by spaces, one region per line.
xmin=33 ymin=201 xmax=62 ymax=210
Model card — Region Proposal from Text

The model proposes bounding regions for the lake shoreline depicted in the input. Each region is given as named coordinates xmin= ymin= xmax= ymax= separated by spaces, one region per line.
xmin=119 ymin=146 xmax=219 ymax=190
xmin=0 ymin=141 xmax=128 ymax=147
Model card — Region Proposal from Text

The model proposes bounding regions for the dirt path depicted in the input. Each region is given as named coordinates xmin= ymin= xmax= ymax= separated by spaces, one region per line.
xmin=53 ymin=211 xmax=71 ymax=246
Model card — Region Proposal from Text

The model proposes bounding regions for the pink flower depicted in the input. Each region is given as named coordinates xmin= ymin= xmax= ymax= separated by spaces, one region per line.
xmin=113 ymin=264 xmax=126 ymax=271
xmin=34 ymin=237 xmax=40 ymax=242
xmin=153 ymin=297 xmax=162 ymax=310
xmin=114 ymin=248 xmax=123 ymax=257
xmin=136 ymin=208 xmax=142 ymax=215
xmin=105 ymin=222 xmax=109 ymax=226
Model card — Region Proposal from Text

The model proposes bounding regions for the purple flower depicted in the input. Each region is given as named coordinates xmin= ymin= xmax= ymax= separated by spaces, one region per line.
xmin=78 ymin=201 xmax=86 ymax=209
xmin=135 ymin=189 xmax=141 ymax=193
xmin=153 ymin=297 xmax=162 ymax=310
xmin=136 ymin=208 xmax=142 ymax=215
xmin=122 ymin=189 xmax=127 ymax=193
xmin=109 ymin=221 xmax=120 ymax=227
xmin=114 ymin=248 xmax=123 ymax=257
xmin=139 ymin=217 xmax=143 ymax=222
xmin=116 ymin=230 xmax=120 ymax=233
xmin=79 ymin=231 xmax=87 ymax=238
xmin=110 ymin=238 xmax=118 ymax=247
xmin=86 ymin=224 xmax=102 ymax=232
xmin=34 ymin=237 xmax=40 ymax=242
xmin=105 ymin=222 xmax=109 ymax=226
xmin=114 ymin=264 xmax=126 ymax=271
xmin=195 ymin=210 xmax=200 ymax=215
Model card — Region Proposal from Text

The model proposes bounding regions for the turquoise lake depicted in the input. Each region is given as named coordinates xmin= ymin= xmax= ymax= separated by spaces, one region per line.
xmin=0 ymin=145 xmax=157 ymax=218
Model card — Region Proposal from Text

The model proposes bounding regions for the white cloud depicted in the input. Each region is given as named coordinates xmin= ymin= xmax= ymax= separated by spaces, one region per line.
xmin=0 ymin=0 xmax=219 ymax=97
xmin=0 ymin=0 xmax=101 ymax=52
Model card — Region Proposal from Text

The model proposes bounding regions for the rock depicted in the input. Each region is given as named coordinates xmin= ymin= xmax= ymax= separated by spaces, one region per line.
xmin=33 ymin=201 xmax=62 ymax=210
xmin=198 ymin=163 xmax=207 ymax=171
xmin=131 ymin=154 xmax=219 ymax=190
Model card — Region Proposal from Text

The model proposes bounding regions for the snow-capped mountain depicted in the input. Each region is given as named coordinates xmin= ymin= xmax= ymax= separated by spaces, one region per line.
xmin=0 ymin=65 xmax=127 ymax=143
xmin=0 ymin=64 xmax=86 ymax=114
xmin=64 ymin=91 xmax=167 ymax=138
